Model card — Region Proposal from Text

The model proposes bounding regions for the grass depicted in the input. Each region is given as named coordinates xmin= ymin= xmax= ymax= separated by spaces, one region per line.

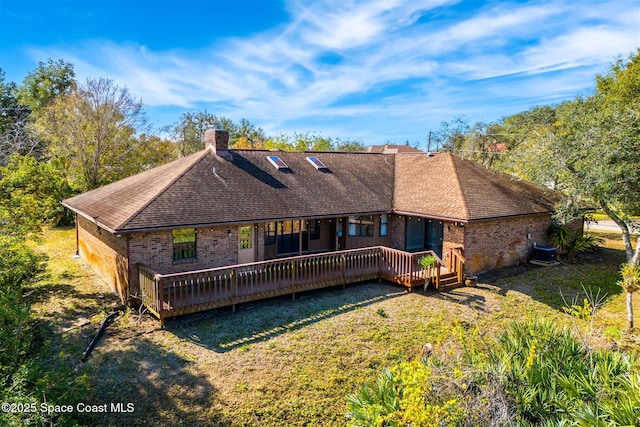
xmin=15 ymin=228 xmax=640 ymax=426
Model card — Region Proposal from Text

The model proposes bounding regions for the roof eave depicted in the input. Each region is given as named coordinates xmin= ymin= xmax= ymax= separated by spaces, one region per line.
xmin=62 ymin=202 xmax=119 ymax=234
xmin=110 ymin=210 xmax=394 ymax=234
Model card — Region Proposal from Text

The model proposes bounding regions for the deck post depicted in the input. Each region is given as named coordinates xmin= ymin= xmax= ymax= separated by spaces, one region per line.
xmin=156 ymin=275 xmax=163 ymax=319
xmin=436 ymin=264 xmax=441 ymax=290
xmin=291 ymin=260 xmax=297 ymax=291
xmin=231 ymin=269 xmax=237 ymax=313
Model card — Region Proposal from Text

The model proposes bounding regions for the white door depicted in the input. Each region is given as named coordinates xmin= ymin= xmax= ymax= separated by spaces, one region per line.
xmin=238 ymin=225 xmax=255 ymax=264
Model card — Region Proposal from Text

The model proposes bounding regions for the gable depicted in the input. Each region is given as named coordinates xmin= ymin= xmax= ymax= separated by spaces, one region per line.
xmin=393 ymin=153 xmax=557 ymax=221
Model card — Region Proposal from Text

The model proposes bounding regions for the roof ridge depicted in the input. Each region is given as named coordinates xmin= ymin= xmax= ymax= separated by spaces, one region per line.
xmin=448 ymin=154 xmax=470 ymax=219
xmin=118 ymin=149 xmax=211 ymax=231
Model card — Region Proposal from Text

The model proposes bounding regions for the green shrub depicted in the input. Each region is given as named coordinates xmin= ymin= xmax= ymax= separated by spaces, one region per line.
xmin=346 ymin=361 xmax=465 ymax=427
xmin=348 ymin=319 xmax=640 ymax=426
xmin=548 ymin=223 xmax=604 ymax=260
xmin=0 ymin=237 xmax=46 ymax=425
xmin=0 ymin=154 xmax=76 ymax=234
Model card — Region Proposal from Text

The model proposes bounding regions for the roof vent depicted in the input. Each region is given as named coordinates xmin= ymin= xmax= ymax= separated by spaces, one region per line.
xmin=267 ymin=155 xmax=289 ymax=170
xmin=306 ymin=156 xmax=327 ymax=170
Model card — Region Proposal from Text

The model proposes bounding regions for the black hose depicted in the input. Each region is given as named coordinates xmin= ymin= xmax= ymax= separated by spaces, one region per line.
xmin=80 ymin=311 xmax=120 ymax=363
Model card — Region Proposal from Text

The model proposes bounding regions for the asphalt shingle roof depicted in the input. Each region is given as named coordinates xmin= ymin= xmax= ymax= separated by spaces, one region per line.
xmin=63 ymin=149 xmax=558 ymax=232
xmin=393 ymin=153 xmax=558 ymax=221
xmin=63 ymin=148 xmax=395 ymax=232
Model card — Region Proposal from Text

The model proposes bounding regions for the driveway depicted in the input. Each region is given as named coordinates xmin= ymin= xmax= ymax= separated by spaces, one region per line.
xmin=586 ymin=219 xmax=621 ymax=233
xmin=585 ymin=219 xmax=639 ymax=234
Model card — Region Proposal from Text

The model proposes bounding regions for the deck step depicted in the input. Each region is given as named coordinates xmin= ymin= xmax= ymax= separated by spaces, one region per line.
xmin=439 ymin=273 xmax=462 ymax=289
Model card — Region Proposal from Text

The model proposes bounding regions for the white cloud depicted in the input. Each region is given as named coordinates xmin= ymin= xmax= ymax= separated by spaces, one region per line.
xmin=24 ymin=0 xmax=640 ymax=142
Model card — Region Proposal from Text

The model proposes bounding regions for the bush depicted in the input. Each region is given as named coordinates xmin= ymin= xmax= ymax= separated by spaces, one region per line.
xmin=347 ymin=319 xmax=640 ymax=426
xmin=0 ymin=154 xmax=76 ymax=235
xmin=346 ymin=361 xmax=465 ymax=427
xmin=548 ymin=223 xmax=603 ymax=260
xmin=0 ymin=237 xmax=46 ymax=425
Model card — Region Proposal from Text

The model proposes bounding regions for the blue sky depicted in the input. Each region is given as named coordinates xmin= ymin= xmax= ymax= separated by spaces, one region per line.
xmin=1 ymin=0 xmax=638 ymax=147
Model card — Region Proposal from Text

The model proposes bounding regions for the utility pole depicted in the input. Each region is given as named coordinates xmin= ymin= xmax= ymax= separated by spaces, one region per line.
xmin=427 ymin=131 xmax=432 ymax=152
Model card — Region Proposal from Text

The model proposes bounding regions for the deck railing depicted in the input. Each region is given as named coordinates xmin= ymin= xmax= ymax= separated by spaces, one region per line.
xmin=139 ymin=246 xmax=461 ymax=326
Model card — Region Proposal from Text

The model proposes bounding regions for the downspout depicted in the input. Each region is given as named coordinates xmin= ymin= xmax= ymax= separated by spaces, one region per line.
xmin=126 ymin=234 xmax=131 ymax=300
xmin=74 ymin=213 xmax=80 ymax=257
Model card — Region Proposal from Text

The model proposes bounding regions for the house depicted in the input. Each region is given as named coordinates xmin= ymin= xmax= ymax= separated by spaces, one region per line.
xmin=366 ymin=144 xmax=424 ymax=154
xmin=62 ymin=129 xmax=560 ymax=316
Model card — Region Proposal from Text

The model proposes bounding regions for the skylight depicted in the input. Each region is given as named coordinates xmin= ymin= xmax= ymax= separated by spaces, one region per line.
xmin=306 ymin=156 xmax=327 ymax=170
xmin=267 ymin=155 xmax=289 ymax=169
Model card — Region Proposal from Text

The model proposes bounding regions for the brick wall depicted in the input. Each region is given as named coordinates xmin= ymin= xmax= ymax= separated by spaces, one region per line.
xmin=463 ymin=214 xmax=553 ymax=274
xmin=390 ymin=215 xmax=406 ymax=249
xmin=77 ymin=216 xmax=128 ymax=301
xmin=128 ymin=225 xmax=239 ymax=292
xmin=442 ymin=222 xmax=465 ymax=266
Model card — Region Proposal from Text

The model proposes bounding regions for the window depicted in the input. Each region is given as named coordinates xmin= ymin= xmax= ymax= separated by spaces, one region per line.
xmin=380 ymin=214 xmax=389 ymax=237
xmin=239 ymin=226 xmax=252 ymax=249
xmin=309 ymin=219 xmax=321 ymax=240
xmin=267 ymin=155 xmax=289 ymax=169
xmin=348 ymin=216 xmax=374 ymax=237
xmin=172 ymin=228 xmax=196 ymax=261
xmin=265 ymin=222 xmax=276 ymax=245
xmin=277 ymin=220 xmax=308 ymax=255
xmin=306 ymin=156 xmax=327 ymax=169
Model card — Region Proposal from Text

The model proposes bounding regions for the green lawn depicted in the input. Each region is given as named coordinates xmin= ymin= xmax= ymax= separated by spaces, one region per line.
xmin=16 ymin=228 xmax=640 ymax=426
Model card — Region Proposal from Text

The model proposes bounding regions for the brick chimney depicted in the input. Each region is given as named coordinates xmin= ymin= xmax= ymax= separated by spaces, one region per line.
xmin=204 ymin=129 xmax=231 ymax=159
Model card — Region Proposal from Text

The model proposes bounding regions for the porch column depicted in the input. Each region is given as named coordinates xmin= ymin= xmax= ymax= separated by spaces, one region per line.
xmin=299 ymin=220 xmax=303 ymax=255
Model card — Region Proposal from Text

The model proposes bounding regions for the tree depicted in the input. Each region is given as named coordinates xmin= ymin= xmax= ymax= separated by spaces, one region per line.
xmin=165 ymin=111 xmax=237 ymax=156
xmin=593 ymin=49 xmax=640 ymax=264
xmin=432 ymin=116 xmax=470 ymax=153
xmin=35 ymin=78 xmax=148 ymax=190
xmin=459 ymin=121 xmax=504 ymax=167
xmin=503 ymin=51 xmax=640 ymax=264
xmin=264 ymin=132 xmax=344 ymax=151
xmin=496 ymin=105 xmax=559 ymax=176
xmin=0 ymin=69 xmax=37 ymax=165
xmin=119 ymin=133 xmax=178 ymax=174
xmin=334 ymin=138 xmax=366 ymax=152
xmin=16 ymin=59 xmax=75 ymax=113
xmin=233 ymin=118 xmax=266 ymax=149
xmin=1 ymin=61 xmax=76 ymax=165
xmin=0 ymin=154 xmax=75 ymax=236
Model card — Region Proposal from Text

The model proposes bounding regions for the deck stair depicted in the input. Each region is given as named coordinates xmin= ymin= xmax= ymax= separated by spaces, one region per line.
xmin=438 ymin=272 xmax=462 ymax=289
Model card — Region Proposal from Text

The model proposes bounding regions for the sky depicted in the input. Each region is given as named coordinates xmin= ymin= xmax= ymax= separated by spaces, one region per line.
xmin=1 ymin=0 xmax=639 ymax=147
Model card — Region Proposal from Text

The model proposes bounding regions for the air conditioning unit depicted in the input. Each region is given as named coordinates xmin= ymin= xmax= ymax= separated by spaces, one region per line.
xmin=532 ymin=245 xmax=557 ymax=262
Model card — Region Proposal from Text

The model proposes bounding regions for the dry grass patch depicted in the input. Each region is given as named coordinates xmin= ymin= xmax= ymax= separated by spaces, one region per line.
xmin=22 ymin=227 xmax=639 ymax=426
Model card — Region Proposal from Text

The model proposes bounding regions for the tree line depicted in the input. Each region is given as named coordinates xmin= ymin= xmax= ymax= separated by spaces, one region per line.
xmin=1 ymin=60 xmax=366 ymax=194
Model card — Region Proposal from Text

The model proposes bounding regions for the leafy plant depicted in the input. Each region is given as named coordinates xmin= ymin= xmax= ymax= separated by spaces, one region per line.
xmin=0 ymin=237 xmax=46 ymax=425
xmin=548 ymin=223 xmax=604 ymax=261
xmin=418 ymin=255 xmax=437 ymax=289
xmin=346 ymin=361 xmax=465 ymax=427
xmin=348 ymin=319 xmax=640 ymax=426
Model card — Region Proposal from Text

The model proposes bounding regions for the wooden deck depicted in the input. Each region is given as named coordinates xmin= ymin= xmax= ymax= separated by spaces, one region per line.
xmin=138 ymin=246 xmax=466 ymax=326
